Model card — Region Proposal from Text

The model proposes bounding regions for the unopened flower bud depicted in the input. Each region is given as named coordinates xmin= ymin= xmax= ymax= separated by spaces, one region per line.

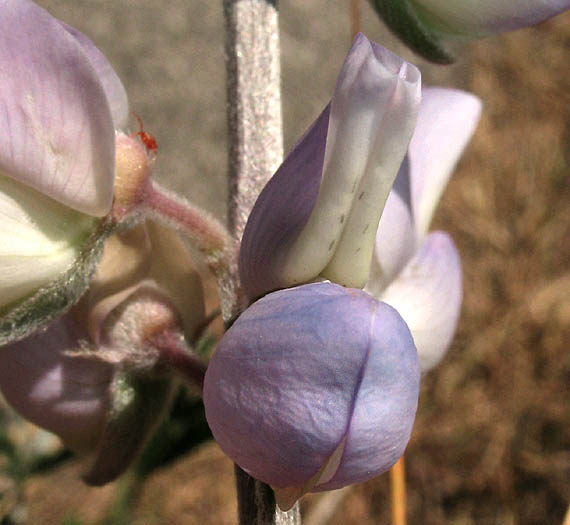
xmin=113 ymin=133 xmax=152 ymax=216
xmin=239 ymin=34 xmax=420 ymax=299
xmin=204 ymin=282 xmax=419 ymax=508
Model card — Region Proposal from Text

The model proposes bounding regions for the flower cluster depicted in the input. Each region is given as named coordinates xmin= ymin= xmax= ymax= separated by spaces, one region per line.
xmin=0 ymin=0 xmax=205 ymax=482
xmin=1 ymin=0 xmax=567 ymax=511
xmin=204 ymin=35 xmax=481 ymax=505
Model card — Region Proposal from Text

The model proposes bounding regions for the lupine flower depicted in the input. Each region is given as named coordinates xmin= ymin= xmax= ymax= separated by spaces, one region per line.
xmin=0 ymin=0 xmax=130 ymax=340
xmin=204 ymin=282 xmax=420 ymax=508
xmin=0 ymin=222 xmax=205 ymax=483
xmin=369 ymin=0 xmax=570 ymax=62
xmin=239 ymin=33 xmax=421 ymax=298
xmin=366 ymin=87 xmax=481 ymax=371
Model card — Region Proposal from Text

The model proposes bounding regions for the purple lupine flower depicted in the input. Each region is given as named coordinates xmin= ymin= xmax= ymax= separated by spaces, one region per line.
xmin=0 ymin=0 xmax=128 ymax=313
xmin=204 ymin=282 xmax=420 ymax=508
xmin=239 ymin=33 xmax=421 ymax=298
xmin=367 ymin=87 xmax=482 ymax=371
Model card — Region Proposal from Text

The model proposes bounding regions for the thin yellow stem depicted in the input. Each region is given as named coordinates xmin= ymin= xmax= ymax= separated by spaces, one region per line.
xmin=351 ymin=0 xmax=361 ymax=40
xmin=390 ymin=455 xmax=407 ymax=525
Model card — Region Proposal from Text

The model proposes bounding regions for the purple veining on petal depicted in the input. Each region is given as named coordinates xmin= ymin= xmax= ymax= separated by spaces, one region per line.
xmin=0 ymin=0 xmax=116 ymax=216
xmin=239 ymin=106 xmax=329 ymax=299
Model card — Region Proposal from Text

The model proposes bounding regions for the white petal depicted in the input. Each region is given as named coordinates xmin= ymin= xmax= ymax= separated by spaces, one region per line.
xmin=366 ymin=155 xmax=416 ymax=296
xmin=379 ymin=231 xmax=462 ymax=372
xmin=410 ymin=87 xmax=481 ymax=239
xmin=278 ymin=35 xmax=421 ymax=288
xmin=0 ymin=174 xmax=94 ymax=310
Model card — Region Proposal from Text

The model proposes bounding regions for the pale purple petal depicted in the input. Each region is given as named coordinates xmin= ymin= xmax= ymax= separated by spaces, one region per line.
xmin=415 ymin=0 xmax=570 ymax=37
xmin=239 ymin=106 xmax=330 ymax=299
xmin=60 ymin=22 xmax=129 ymax=130
xmin=204 ymin=282 xmax=419 ymax=489
xmin=315 ymin=297 xmax=419 ymax=490
xmin=283 ymin=35 xmax=421 ymax=288
xmin=379 ymin=231 xmax=462 ymax=372
xmin=367 ymin=155 xmax=416 ymax=295
xmin=0 ymin=0 xmax=115 ymax=216
xmin=0 ymin=315 xmax=113 ymax=452
xmin=409 ymin=87 xmax=481 ymax=239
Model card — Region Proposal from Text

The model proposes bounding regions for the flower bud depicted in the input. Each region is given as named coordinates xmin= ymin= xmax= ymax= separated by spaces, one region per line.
xmin=239 ymin=34 xmax=421 ymax=299
xmin=369 ymin=0 xmax=570 ymax=63
xmin=113 ymin=133 xmax=152 ymax=216
xmin=204 ymin=282 xmax=419 ymax=507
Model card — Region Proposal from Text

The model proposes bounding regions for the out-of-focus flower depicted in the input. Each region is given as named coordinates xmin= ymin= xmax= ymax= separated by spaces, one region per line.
xmin=0 ymin=222 xmax=205 ymax=484
xmin=0 ymin=0 xmax=132 ymax=341
xmin=366 ymin=87 xmax=482 ymax=371
xmin=239 ymin=33 xmax=421 ymax=298
xmin=204 ymin=282 xmax=419 ymax=509
xmin=369 ymin=0 xmax=570 ymax=63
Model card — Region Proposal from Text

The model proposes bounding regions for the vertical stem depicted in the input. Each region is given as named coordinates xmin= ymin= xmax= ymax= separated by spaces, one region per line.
xmin=223 ymin=1 xmax=300 ymax=523
xmin=220 ymin=0 xmax=284 ymax=324
xmin=224 ymin=0 xmax=283 ymax=242
xmin=390 ymin=456 xmax=407 ymax=525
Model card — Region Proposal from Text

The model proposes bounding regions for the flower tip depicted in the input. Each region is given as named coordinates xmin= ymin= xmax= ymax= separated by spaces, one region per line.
xmin=273 ymin=486 xmax=304 ymax=512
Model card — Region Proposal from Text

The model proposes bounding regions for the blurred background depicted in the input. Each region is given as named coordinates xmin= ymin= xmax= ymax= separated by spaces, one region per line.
xmin=1 ymin=1 xmax=569 ymax=523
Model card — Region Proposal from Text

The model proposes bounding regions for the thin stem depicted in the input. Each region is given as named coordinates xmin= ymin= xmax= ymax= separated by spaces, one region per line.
xmin=390 ymin=455 xmax=407 ymax=525
xmin=151 ymin=328 xmax=207 ymax=392
xmin=145 ymin=182 xmax=231 ymax=254
xmin=224 ymin=0 xmax=283 ymax=242
xmin=143 ymin=181 xmax=233 ymax=277
xmin=223 ymin=1 xmax=299 ymax=524
xmin=236 ymin=466 xmax=302 ymax=525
